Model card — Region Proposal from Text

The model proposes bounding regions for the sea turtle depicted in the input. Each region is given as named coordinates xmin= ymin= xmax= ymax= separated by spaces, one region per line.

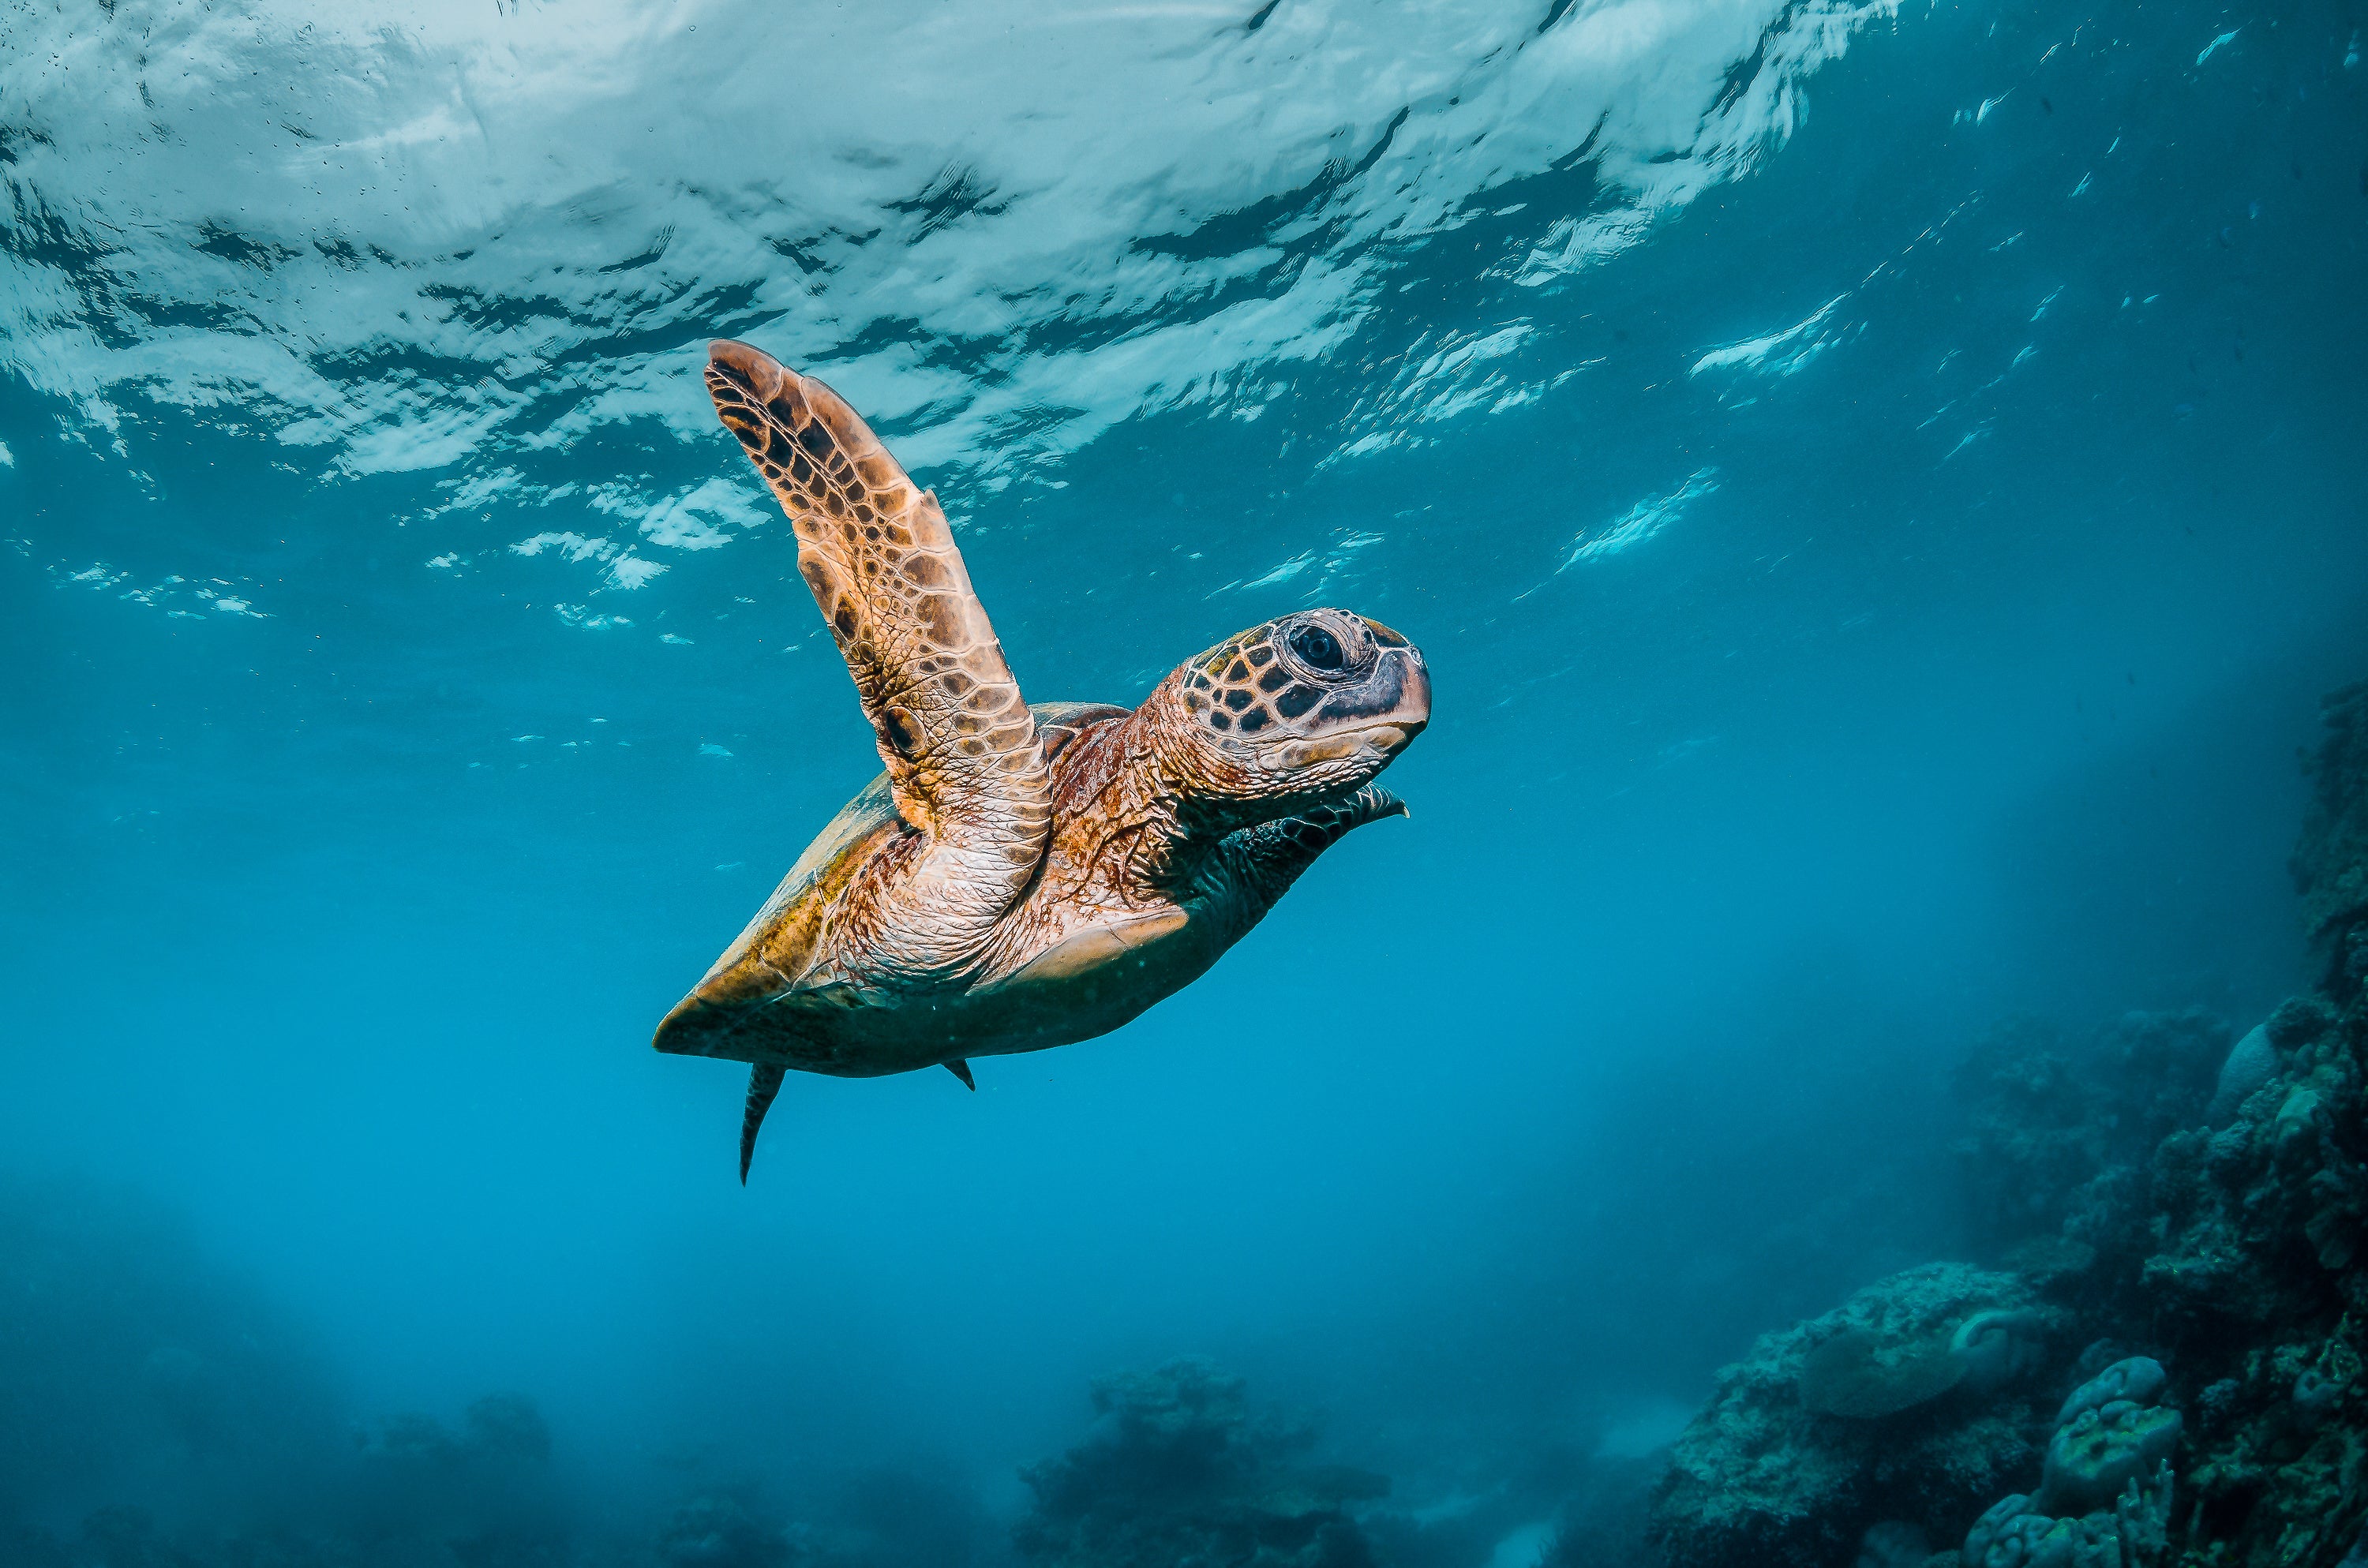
xmin=654 ymin=339 xmax=1431 ymax=1179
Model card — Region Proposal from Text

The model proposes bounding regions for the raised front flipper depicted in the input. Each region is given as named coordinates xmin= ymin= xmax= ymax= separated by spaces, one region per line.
xmin=705 ymin=339 xmax=1051 ymax=976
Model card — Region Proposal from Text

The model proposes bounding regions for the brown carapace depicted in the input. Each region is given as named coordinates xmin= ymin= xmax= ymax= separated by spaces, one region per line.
xmin=655 ymin=339 xmax=1431 ymax=1179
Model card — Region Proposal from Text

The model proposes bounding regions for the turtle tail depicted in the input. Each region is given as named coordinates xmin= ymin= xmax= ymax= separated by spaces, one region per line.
xmin=740 ymin=1063 xmax=787 ymax=1184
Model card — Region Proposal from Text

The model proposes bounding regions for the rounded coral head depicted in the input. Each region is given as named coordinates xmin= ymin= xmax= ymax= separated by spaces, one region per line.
xmin=2035 ymin=1373 xmax=2181 ymax=1518
xmin=1160 ymin=608 xmax=1429 ymax=807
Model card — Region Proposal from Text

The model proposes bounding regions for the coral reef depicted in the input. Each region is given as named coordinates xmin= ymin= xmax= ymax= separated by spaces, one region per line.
xmin=1951 ymin=1010 xmax=2227 ymax=1262
xmin=1956 ymin=1358 xmax=2180 ymax=1567
xmin=2034 ymin=1373 xmax=2178 ymax=1518
xmin=2294 ymin=679 xmax=2368 ymax=959
xmin=0 ymin=1169 xmax=1005 ymax=1568
xmin=2054 ymin=1360 xmax=2168 ymax=1431
xmin=2135 ymin=694 xmax=2368 ymax=1563
xmin=2134 ymin=999 xmax=2368 ymax=1562
xmin=1957 ymin=1312 xmax=2052 ymax=1398
xmin=2207 ymin=1027 xmax=2280 ymax=1128
xmin=1857 ymin=1519 xmax=1943 ymax=1568
xmin=1654 ymin=971 xmax=2368 ymax=1568
xmin=1798 ymin=1327 xmax=1967 ymax=1420
xmin=1652 ymin=987 xmax=2366 ymax=1568
xmin=1648 ymin=677 xmax=2368 ymax=1568
xmin=1649 ymin=1263 xmax=2059 ymax=1568
xmin=1791 ymin=1306 xmax=2049 ymax=1421
xmin=1012 ymin=1359 xmax=1386 ymax=1568
xmin=1534 ymin=1454 xmax=1662 ymax=1568
xmin=655 ymin=1490 xmax=798 ymax=1568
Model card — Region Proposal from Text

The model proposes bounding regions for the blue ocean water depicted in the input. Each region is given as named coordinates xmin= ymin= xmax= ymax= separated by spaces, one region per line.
xmin=2 ymin=0 xmax=2365 ymax=1563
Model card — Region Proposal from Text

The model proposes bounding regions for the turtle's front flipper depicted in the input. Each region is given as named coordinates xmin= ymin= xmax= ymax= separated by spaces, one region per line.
xmin=740 ymin=1063 xmax=788 ymax=1184
xmin=704 ymin=341 xmax=1050 ymax=978
xmin=1211 ymin=785 xmax=1408 ymax=937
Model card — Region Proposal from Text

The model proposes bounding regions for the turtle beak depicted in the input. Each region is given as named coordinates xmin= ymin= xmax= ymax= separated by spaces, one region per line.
xmin=1364 ymin=646 xmax=1430 ymax=754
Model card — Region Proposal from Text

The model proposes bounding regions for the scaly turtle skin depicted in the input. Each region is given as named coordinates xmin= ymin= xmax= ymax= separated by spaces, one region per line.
xmin=655 ymin=339 xmax=1431 ymax=1178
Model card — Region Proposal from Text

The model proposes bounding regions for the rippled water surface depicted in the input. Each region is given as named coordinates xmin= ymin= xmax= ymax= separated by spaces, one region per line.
xmin=4 ymin=0 xmax=2366 ymax=1560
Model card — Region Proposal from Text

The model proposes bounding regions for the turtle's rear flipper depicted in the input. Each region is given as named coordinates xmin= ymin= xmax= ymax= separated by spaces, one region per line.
xmin=740 ymin=1063 xmax=787 ymax=1184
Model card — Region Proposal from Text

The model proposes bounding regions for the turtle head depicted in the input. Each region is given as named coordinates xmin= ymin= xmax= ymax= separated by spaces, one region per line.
xmin=1158 ymin=608 xmax=1429 ymax=811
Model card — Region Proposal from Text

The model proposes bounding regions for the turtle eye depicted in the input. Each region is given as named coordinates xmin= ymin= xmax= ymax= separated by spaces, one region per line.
xmin=1288 ymin=623 xmax=1346 ymax=672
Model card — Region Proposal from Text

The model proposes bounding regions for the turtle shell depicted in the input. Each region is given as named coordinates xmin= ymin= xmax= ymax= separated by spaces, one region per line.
xmin=652 ymin=702 xmax=1126 ymax=1064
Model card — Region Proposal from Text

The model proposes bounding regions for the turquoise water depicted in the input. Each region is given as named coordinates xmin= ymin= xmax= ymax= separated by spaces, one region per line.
xmin=3 ymin=0 xmax=2365 ymax=1562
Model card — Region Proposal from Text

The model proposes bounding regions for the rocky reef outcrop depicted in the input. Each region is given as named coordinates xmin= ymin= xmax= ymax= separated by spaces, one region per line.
xmin=2132 ymin=984 xmax=2368 ymax=1564
xmin=1650 ymin=677 xmax=2368 ymax=1568
xmin=2295 ymin=679 xmax=2368 ymax=966
xmin=2128 ymin=677 xmax=2368 ymax=1567
xmin=1012 ymin=1359 xmax=1387 ymax=1568
xmin=1650 ymin=1263 xmax=2059 ymax=1567
xmin=1951 ymin=1009 xmax=2228 ymax=1264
